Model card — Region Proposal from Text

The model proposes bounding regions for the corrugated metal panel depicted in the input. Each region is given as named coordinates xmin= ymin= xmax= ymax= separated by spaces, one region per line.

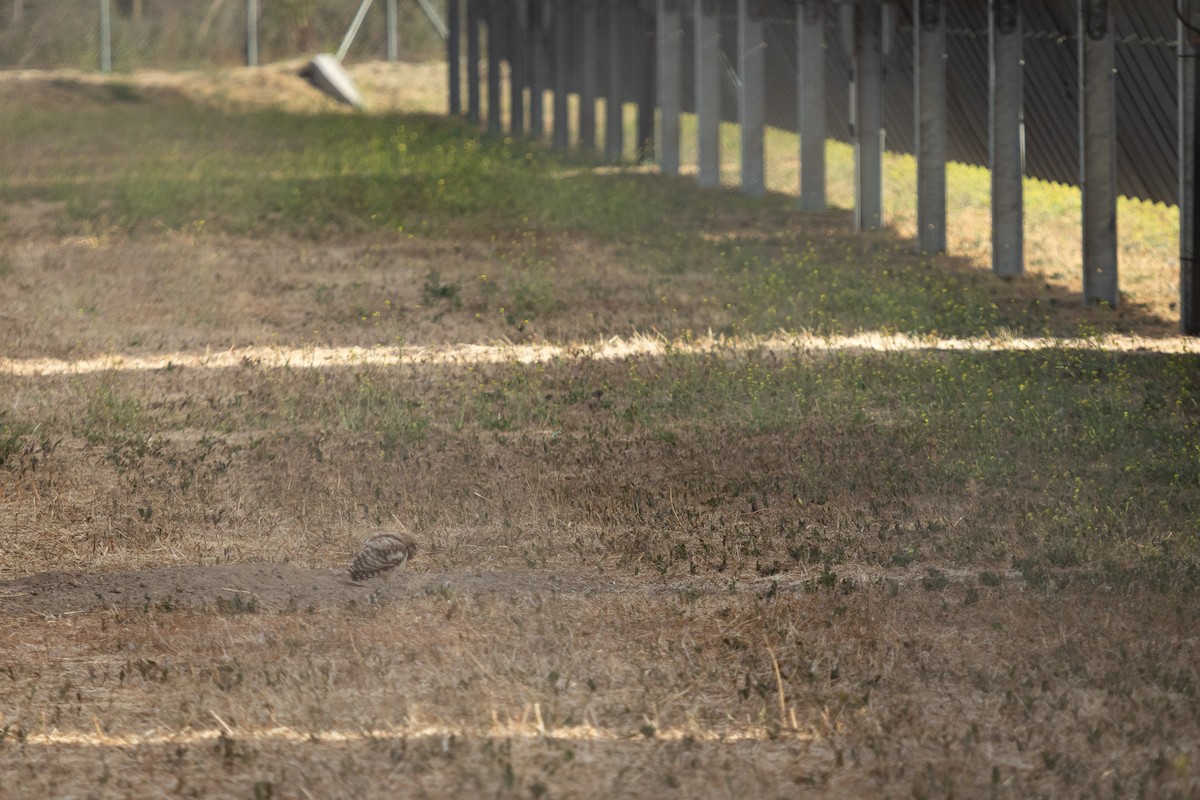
xmin=1114 ymin=3 xmax=1179 ymax=203
xmin=1022 ymin=13 xmax=1079 ymax=189
xmin=942 ymin=5 xmax=990 ymax=168
xmin=517 ymin=0 xmax=1178 ymax=204
xmin=673 ymin=0 xmax=1179 ymax=205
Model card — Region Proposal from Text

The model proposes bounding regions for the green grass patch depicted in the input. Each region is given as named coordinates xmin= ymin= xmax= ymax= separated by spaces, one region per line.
xmin=2 ymin=88 xmax=1176 ymax=338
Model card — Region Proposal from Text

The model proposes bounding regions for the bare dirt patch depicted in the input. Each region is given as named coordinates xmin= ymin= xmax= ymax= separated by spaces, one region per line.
xmin=0 ymin=562 xmax=664 ymax=617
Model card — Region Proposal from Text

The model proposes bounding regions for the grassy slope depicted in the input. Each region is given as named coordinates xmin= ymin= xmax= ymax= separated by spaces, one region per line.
xmin=0 ymin=66 xmax=1198 ymax=797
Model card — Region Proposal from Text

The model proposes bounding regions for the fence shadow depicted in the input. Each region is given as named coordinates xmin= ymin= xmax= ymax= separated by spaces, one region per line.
xmin=570 ymin=170 xmax=1178 ymax=340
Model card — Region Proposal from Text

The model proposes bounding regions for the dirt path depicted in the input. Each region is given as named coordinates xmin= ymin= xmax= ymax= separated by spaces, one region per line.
xmin=0 ymin=562 xmax=602 ymax=616
xmin=0 ymin=559 xmax=1015 ymax=617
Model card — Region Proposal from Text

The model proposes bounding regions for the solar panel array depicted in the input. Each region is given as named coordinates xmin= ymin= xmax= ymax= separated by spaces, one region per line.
xmin=514 ymin=0 xmax=1180 ymax=205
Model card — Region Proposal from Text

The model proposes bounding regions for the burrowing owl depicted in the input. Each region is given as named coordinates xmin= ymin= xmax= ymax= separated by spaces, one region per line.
xmin=349 ymin=531 xmax=418 ymax=582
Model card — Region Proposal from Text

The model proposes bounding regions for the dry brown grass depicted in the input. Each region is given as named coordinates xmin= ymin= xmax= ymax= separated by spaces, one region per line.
xmin=2 ymin=583 xmax=1196 ymax=797
xmin=1 ymin=62 xmax=1198 ymax=798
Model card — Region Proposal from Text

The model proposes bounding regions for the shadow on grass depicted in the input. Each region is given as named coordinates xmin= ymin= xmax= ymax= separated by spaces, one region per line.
xmin=0 ymin=79 xmax=1181 ymax=341
xmin=578 ymin=172 xmax=1176 ymax=339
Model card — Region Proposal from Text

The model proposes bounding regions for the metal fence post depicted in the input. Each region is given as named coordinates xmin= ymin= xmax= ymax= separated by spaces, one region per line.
xmin=738 ymin=0 xmax=765 ymax=197
xmin=798 ymin=0 xmax=826 ymax=212
xmin=989 ymin=0 xmax=1024 ymax=276
xmin=658 ymin=0 xmax=682 ymax=174
xmin=915 ymin=0 xmax=947 ymax=254
xmin=100 ymin=0 xmax=112 ymax=73
xmin=695 ymin=0 xmax=721 ymax=188
xmin=1079 ymin=0 xmax=1118 ymax=305
xmin=1181 ymin=3 xmax=1200 ymax=334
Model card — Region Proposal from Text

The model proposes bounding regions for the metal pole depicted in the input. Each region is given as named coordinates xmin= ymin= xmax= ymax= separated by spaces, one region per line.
xmin=553 ymin=0 xmax=570 ymax=148
xmin=658 ymin=0 xmax=682 ymax=174
xmin=416 ymin=0 xmax=450 ymax=37
xmin=855 ymin=2 xmax=885 ymax=231
xmin=1079 ymin=0 xmax=1118 ymax=305
xmin=448 ymin=0 xmax=462 ymax=114
xmin=245 ymin=0 xmax=260 ymax=67
xmin=915 ymin=0 xmax=947 ymax=254
xmin=100 ymin=0 xmax=112 ymax=73
xmin=336 ymin=0 xmax=376 ymax=63
xmin=738 ymin=0 xmax=765 ymax=197
xmin=388 ymin=0 xmax=399 ymax=62
xmin=1181 ymin=2 xmax=1200 ymax=334
xmin=989 ymin=0 xmax=1024 ymax=276
xmin=606 ymin=0 xmax=624 ymax=162
xmin=695 ymin=0 xmax=721 ymax=188
xmin=798 ymin=0 xmax=826 ymax=212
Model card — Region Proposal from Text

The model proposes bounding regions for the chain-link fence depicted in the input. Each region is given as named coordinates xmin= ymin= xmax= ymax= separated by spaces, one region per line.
xmin=0 ymin=0 xmax=446 ymax=71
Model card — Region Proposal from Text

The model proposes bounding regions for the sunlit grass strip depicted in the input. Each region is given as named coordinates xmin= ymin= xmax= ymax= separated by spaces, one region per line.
xmin=19 ymin=722 xmax=806 ymax=748
xmin=4 ymin=332 xmax=1200 ymax=377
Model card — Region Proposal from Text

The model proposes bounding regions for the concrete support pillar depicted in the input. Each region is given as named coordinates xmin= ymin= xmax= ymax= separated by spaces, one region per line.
xmin=467 ymin=0 xmax=482 ymax=123
xmin=915 ymin=0 xmax=947 ymax=254
xmin=1079 ymin=0 xmax=1118 ymax=305
xmin=448 ymin=0 xmax=462 ymax=114
xmin=853 ymin=1 xmax=885 ymax=231
xmin=606 ymin=0 xmax=625 ymax=161
xmin=486 ymin=3 xmax=504 ymax=132
xmin=798 ymin=0 xmax=826 ymax=212
xmin=657 ymin=0 xmax=683 ymax=174
xmin=636 ymin=7 xmax=656 ymax=161
xmin=509 ymin=0 xmax=527 ymax=135
xmin=581 ymin=1 xmax=598 ymax=149
xmin=529 ymin=0 xmax=546 ymax=137
xmin=989 ymin=0 xmax=1024 ymax=276
xmin=695 ymin=0 xmax=721 ymax=188
xmin=738 ymin=0 xmax=765 ymax=196
xmin=1181 ymin=2 xmax=1200 ymax=333
xmin=553 ymin=0 xmax=570 ymax=148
